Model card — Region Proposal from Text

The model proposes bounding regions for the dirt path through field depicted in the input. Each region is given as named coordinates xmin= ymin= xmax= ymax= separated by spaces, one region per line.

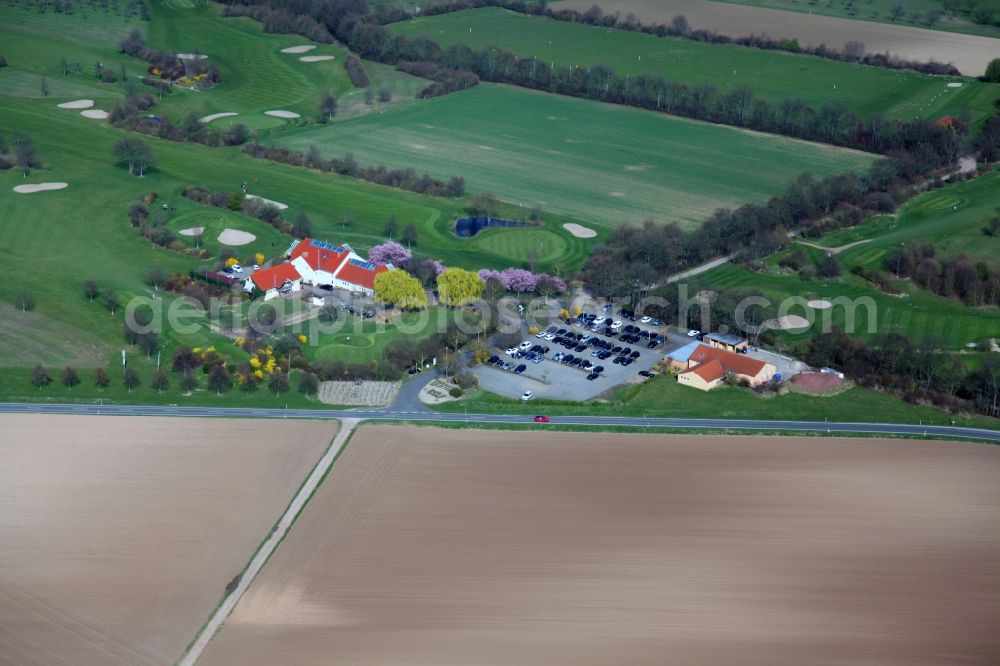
xmin=555 ymin=0 xmax=1000 ymax=74
xmin=178 ymin=419 xmax=357 ymax=666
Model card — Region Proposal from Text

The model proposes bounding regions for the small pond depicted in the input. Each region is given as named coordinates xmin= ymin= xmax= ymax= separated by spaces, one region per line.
xmin=454 ymin=216 xmax=521 ymax=238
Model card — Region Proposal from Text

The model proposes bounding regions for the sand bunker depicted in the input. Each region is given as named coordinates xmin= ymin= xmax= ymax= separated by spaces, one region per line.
xmin=199 ymin=112 xmax=239 ymax=123
xmin=81 ymin=109 xmax=108 ymax=119
xmin=245 ymin=194 xmax=289 ymax=210
xmin=624 ymin=165 xmax=648 ymax=171
xmin=300 ymin=55 xmax=335 ymax=62
xmin=281 ymin=45 xmax=316 ymax=54
xmin=563 ymin=223 xmax=596 ymax=238
xmin=13 ymin=182 xmax=68 ymax=194
xmin=177 ymin=53 xmax=207 ymax=60
xmin=947 ymin=82 xmax=963 ymax=88
xmin=179 ymin=226 xmax=205 ymax=236
xmin=766 ymin=314 xmax=810 ymax=331
xmin=57 ymin=99 xmax=93 ymax=109
xmin=265 ymin=110 xmax=300 ymax=119
xmin=808 ymin=299 xmax=833 ymax=310
xmin=217 ymin=229 xmax=256 ymax=246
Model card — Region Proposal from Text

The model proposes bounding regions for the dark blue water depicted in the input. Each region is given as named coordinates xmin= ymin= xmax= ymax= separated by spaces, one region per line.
xmin=454 ymin=217 xmax=520 ymax=238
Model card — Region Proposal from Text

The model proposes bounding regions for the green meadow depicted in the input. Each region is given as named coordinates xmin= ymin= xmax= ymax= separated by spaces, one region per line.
xmin=389 ymin=8 xmax=1000 ymax=124
xmin=277 ymin=84 xmax=875 ymax=228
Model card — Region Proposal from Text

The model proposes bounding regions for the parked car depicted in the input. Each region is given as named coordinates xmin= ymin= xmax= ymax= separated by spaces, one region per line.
xmin=505 ymin=347 xmax=518 ymax=355
xmin=230 ymin=264 xmax=242 ymax=273
xmin=533 ymin=415 xmax=549 ymax=422
xmin=638 ymin=370 xmax=655 ymax=377
xmin=610 ymin=320 xmax=623 ymax=330
xmin=593 ymin=366 xmax=604 ymax=373
xmin=521 ymin=390 xmax=533 ymax=401
xmin=518 ymin=341 xmax=533 ymax=351
xmin=586 ymin=373 xmax=599 ymax=381
xmin=640 ymin=316 xmax=652 ymax=324
xmin=514 ymin=364 xmax=527 ymax=374
xmin=647 ymin=341 xmax=658 ymax=349
xmin=488 ymin=355 xmax=499 ymax=364
xmin=687 ymin=329 xmax=700 ymax=337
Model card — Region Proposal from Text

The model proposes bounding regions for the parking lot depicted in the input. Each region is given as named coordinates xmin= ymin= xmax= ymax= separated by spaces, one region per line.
xmin=475 ymin=312 xmax=668 ymax=402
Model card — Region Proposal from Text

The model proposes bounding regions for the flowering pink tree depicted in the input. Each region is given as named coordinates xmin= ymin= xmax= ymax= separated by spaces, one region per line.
xmin=478 ymin=269 xmax=504 ymax=283
xmin=368 ymin=241 xmax=411 ymax=265
xmin=536 ymin=274 xmax=567 ymax=295
xmin=501 ymin=268 xmax=538 ymax=293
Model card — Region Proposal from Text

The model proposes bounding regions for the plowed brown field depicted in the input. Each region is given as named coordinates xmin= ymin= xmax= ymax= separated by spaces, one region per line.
xmin=0 ymin=415 xmax=336 ymax=666
xmin=201 ymin=426 xmax=1000 ymax=666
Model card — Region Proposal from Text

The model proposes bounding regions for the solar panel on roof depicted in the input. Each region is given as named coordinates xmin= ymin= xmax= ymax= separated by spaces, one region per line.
xmin=309 ymin=239 xmax=344 ymax=252
xmin=349 ymin=258 xmax=376 ymax=271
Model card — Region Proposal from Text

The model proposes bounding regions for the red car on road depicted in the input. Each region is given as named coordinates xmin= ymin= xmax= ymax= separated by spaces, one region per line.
xmin=533 ymin=415 xmax=550 ymax=423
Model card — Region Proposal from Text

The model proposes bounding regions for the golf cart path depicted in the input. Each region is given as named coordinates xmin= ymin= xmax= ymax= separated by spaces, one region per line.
xmin=177 ymin=419 xmax=359 ymax=666
xmin=796 ymin=238 xmax=873 ymax=255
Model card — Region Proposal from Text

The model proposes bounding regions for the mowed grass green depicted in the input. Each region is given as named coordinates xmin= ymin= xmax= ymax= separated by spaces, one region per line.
xmin=388 ymin=8 xmax=1000 ymax=124
xmin=277 ymin=84 xmax=875 ymax=228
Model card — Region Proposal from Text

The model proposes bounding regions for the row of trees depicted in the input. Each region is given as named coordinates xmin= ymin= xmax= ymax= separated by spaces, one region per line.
xmin=242 ymin=142 xmax=466 ymax=198
xmin=885 ymin=243 xmax=1000 ymax=306
xmin=404 ymin=0 xmax=962 ymax=75
xmin=579 ymin=140 xmax=980 ymax=298
xmin=182 ymin=185 xmax=307 ymax=237
xmin=803 ymin=329 xmax=1000 ymax=418
xmin=217 ymin=0 xmax=977 ymax=154
xmin=345 ymin=54 xmax=369 ymax=87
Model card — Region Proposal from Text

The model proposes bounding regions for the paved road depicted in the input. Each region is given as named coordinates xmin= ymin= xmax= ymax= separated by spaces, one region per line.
xmin=1 ymin=402 xmax=996 ymax=442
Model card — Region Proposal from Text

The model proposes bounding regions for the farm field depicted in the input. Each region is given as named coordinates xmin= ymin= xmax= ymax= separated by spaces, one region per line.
xmin=553 ymin=0 xmax=1000 ymax=76
xmin=277 ymin=84 xmax=875 ymax=228
xmin=390 ymin=8 xmax=1000 ymax=124
xmin=0 ymin=414 xmax=336 ymax=666
xmin=708 ymin=0 xmax=1000 ymax=39
xmin=199 ymin=425 xmax=1000 ymax=665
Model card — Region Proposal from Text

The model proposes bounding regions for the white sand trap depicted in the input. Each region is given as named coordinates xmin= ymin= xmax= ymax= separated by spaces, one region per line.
xmin=807 ymin=299 xmax=833 ymax=310
xmin=81 ymin=109 xmax=109 ymax=119
xmin=766 ymin=314 xmax=810 ymax=331
xmin=265 ymin=110 xmax=300 ymax=119
xmin=563 ymin=223 xmax=596 ymax=238
xmin=624 ymin=165 xmax=648 ymax=171
xmin=179 ymin=226 xmax=205 ymax=236
xmin=245 ymin=194 xmax=289 ymax=210
xmin=300 ymin=55 xmax=335 ymax=62
xmin=609 ymin=191 xmax=626 ymax=197
xmin=217 ymin=229 xmax=256 ymax=246
xmin=199 ymin=112 xmax=239 ymax=123
xmin=13 ymin=182 xmax=68 ymax=194
xmin=281 ymin=45 xmax=316 ymax=54
xmin=57 ymin=99 xmax=94 ymax=109
xmin=947 ymin=82 xmax=963 ymax=88
xmin=177 ymin=53 xmax=207 ymax=60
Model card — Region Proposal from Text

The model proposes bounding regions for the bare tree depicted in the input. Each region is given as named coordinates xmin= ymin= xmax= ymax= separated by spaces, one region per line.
xmin=13 ymin=134 xmax=39 ymax=178
xmin=113 ymin=138 xmax=156 ymax=176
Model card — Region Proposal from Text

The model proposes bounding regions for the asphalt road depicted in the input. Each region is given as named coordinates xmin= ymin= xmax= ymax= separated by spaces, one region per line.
xmin=1 ymin=403 xmax=997 ymax=442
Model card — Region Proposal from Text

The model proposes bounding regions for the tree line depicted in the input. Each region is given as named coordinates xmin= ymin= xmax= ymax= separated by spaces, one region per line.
xmin=578 ymin=147 xmax=975 ymax=298
xmin=885 ymin=242 xmax=1000 ymax=306
xmin=215 ymin=0 xmax=969 ymax=155
xmin=242 ymin=142 xmax=466 ymax=198
xmin=394 ymin=0 xmax=962 ymax=76
xmin=803 ymin=328 xmax=1000 ymax=418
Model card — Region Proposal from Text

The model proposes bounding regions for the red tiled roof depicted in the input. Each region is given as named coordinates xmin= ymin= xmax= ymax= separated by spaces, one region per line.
xmin=935 ymin=115 xmax=956 ymax=127
xmin=290 ymin=238 xmax=351 ymax=274
xmin=685 ymin=344 xmax=768 ymax=378
xmin=684 ymin=358 xmax=726 ymax=383
xmin=337 ymin=261 xmax=388 ymax=290
xmin=250 ymin=262 xmax=300 ymax=290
